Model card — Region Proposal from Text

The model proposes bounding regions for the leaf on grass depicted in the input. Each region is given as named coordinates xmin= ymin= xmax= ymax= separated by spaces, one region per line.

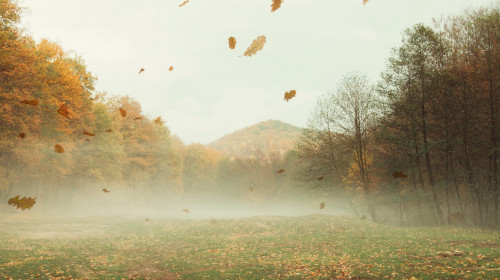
xmin=119 ymin=107 xmax=126 ymax=117
xmin=317 ymin=176 xmax=324 ymax=181
xmin=169 ymin=66 xmax=174 ymax=71
xmin=277 ymin=169 xmax=285 ymax=174
xmin=102 ymin=188 xmax=110 ymax=193
xmin=271 ymin=0 xmax=282 ymax=12
xmin=284 ymin=90 xmax=296 ymax=102
xmin=83 ymin=130 xmax=95 ymax=136
xmin=106 ymin=129 xmax=113 ymax=132
xmin=179 ymin=0 xmax=189 ymax=7
xmin=8 ymin=195 xmax=36 ymax=210
xmin=133 ymin=117 xmax=143 ymax=120
xmin=19 ymin=133 xmax=25 ymax=139
xmin=154 ymin=117 xmax=163 ymax=125
xmin=54 ymin=144 xmax=64 ymax=153
xmin=228 ymin=37 xmax=236 ymax=49
xmin=320 ymin=202 xmax=325 ymax=209
xmin=139 ymin=68 xmax=145 ymax=74
xmin=20 ymin=99 xmax=39 ymax=106
xmin=392 ymin=171 xmax=408 ymax=179
xmin=182 ymin=208 xmax=191 ymax=214
xmin=57 ymin=104 xmax=70 ymax=118
xmin=242 ymin=35 xmax=266 ymax=57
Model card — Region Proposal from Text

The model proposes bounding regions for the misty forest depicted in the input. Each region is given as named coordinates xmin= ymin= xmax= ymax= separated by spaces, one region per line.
xmin=1 ymin=0 xmax=499 ymax=279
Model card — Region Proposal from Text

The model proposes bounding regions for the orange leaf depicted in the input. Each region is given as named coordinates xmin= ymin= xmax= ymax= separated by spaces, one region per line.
xmin=154 ymin=117 xmax=163 ymax=125
xmin=179 ymin=0 xmax=189 ymax=7
xmin=54 ymin=144 xmax=64 ymax=153
xmin=182 ymin=208 xmax=191 ymax=214
xmin=133 ymin=117 xmax=143 ymax=120
xmin=119 ymin=107 xmax=126 ymax=117
xmin=228 ymin=37 xmax=237 ymax=49
xmin=271 ymin=0 xmax=282 ymax=12
xmin=8 ymin=195 xmax=36 ymax=210
xmin=242 ymin=35 xmax=266 ymax=57
xmin=363 ymin=0 xmax=369 ymax=5
xmin=57 ymin=104 xmax=70 ymax=118
xmin=277 ymin=169 xmax=285 ymax=174
xmin=83 ymin=130 xmax=95 ymax=136
xmin=392 ymin=171 xmax=408 ymax=179
xmin=284 ymin=90 xmax=296 ymax=102
xmin=320 ymin=202 xmax=325 ymax=209
xmin=18 ymin=133 xmax=25 ymax=139
xmin=20 ymin=99 xmax=39 ymax=106
xmin=106 ymin=129 xmax=113 ymax=132
xmin=169 ymin=66 xmax=174 ymax=71
xmin=139 ymin=68 xmax=145 ymax=74
xmin=102 ymin=188 xmax=110 ymax=193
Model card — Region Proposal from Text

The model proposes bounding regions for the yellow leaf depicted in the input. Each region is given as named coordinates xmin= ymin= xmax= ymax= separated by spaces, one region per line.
xmin=228 ymin=37 xmax=236 ymax=49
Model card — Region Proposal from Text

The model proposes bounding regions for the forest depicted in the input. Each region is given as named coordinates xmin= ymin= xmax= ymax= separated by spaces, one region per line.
xmin=0 ymin=0 xmax=498 ymax=229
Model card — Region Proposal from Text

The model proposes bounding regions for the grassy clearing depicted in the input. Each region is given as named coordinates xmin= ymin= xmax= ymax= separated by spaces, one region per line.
xmin=0 ymin=214 xmax=498 ymax=279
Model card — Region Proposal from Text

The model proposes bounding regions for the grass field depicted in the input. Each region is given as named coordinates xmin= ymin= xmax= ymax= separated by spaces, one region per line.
xmin=0 ymin=214 xmax=498 ymax=279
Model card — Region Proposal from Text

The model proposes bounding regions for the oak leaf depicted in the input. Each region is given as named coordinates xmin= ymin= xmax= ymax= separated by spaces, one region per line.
xmin=361 ymin=215 xmax=367 ymax=220
xmin=133 ymin=117 xmax=143 ymax=120
xmin=363 ymin=0 xmax=369 ymax=5
xmin=20 ymin=99 xmax=39 ymax=106
xmin=271 ymin=0 xmax=282 ymax=12
xmin=106 ymin=129 xmax=113 ymax=132
xmin=182 ymin=208 xmax=190 ymax=214
xmin=179 ymin=0 xmax=189 ymax=7
xmin=102 ymin=188 xmax=110 ymax=193
xmin=19 ymin=133 xmax=25 ymax=139
xmin=169 ymin=66 xmax=174 ymax=71
xmin=320 ymin=202 xmax=325 ymax=209
xmin=57 ymin=104 xmax=70 ymax=118
xmin=8 ymin=196 xmax=36 ymax=210
xmin=277 ymin=169 xmax=285 ymax=174
xmin=392 ymin=171 xmax=408 ymax=179
xmin=54 ymin=144 xmax=64 ymax=153
xmin=228 ymin=37 xmax=236 ymax=49
xmin=242 ymin=35 xmax=266 ymax=57
xmin=83 ymin=130 xmax=95 ymax=136
xmin=139 ymin=68 xmax=145 ymax=74
xmin=154 ymin=117 xmax=163 ymax=125
xmin=317 ymin=176 xmax=324 ymax=181
xmin=284 ymin=90 xmax=296 ymax=101
xmin=119 ymin=107 xmax=126 ymax=117
xmin=145 ymin=218 xmax=151 ymax=222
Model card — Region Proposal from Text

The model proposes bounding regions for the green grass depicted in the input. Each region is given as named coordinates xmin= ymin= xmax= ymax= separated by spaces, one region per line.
xmin=0 ymin=215 xmax=498 ymax=279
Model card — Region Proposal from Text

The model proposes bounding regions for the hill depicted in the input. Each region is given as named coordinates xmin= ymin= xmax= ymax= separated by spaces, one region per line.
xmin=207 ymin=120 xmax=302 ymax=160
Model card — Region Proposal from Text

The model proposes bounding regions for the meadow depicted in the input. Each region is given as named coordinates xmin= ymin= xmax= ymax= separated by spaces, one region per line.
xmin=0 ymin=214 xmax=498 ymax=279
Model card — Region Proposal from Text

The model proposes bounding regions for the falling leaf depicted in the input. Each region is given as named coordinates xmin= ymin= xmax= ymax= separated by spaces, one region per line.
xmin=139 ymin=68 xmax=145 ymax=74
xmin=102 ymin=188 xmax=110 ymax=193
xmin=54 ymin=144 xmax=64 ymax=153
xmin=106 ymin=129 xmax=113 ymax=132
xmin=363 ymin=0 xmax=369 ymax=5
xmin=57 ymin=104 xmax=70 ymax=118
xmin=8 ymin=195 xmax=36 ymax=210
xmin=85 ymin=139 xmax=90 ymax=142
xmin=119 ymin=107 xmax=126 ymax=117
xmin=320 ymin=202 xmax=325 ymax=209
xmin=392 ymin=171 xmax=408 ymax=179
xmin=277 ymin=169 xmax=285 ymax=174
xmin=361 ymin=215 xmax=367 ymax=220
xmin=228 ymin=37 xmax=236 ymax=49
xmin=133 ymin=117 xmax=143 ymax=120
xmin=271 ymin=0 xmax=282 ymax=12
xmin=249 ymin=187 xmax=253 ymax=192
xmin=154 ymin=117 xmax=163 ymax=125
xmin=317 ymin=176 xmax=324 ymax=181
xmin=242 ymin=35 xmax=266 ymax=57
xmin=182 ymin=208 xmax=191 ymax=214
xmin=18 ymin=133 xmax=25 ymax=139
xmin=83 ymin=130 xmax=95 ymax=137
xmin=145 ymin=218 xmax=151 ymax=222
xmin=179 ymin=0 xmax=189 ymax=7
xmin=20 ymin=99 xmax=39 ymax=106
xmin=169 ymin=66 xmax=174 ymax=71
xmin=284 ymin=90 xmax=296 ymax=102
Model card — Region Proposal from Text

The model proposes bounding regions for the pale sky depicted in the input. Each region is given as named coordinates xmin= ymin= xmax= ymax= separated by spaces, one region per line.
xmin=18 ymin=0 xmax=495 ymax=144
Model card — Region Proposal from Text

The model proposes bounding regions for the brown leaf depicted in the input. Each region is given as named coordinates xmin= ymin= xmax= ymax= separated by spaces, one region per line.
xmin=317 ymin=176 xmax=324 ymax=181
xmin=133 ymin=117 xmax=143 ymax=120
xmin=102 ymin=188 xmax=110 ymax=193
xmin=392 ymin=171 xmax=408 ymax=179
xmin=20 ymin=99 xmax=39 ymax=106
xmin=85 ymin=139 xmax=91 ymax=142
xmin=363 ymin=0 xmax=369 ymax=5
xmin=8 ymin=195 xmax=36 ymax=210
xmin=249 ymin=187 xmax=253 ymax=192
xmin=242 ymin=35 xmax=266 ymax=57
xmin=106 ymin=129 xmax=113 ymax=132
xmin=57 ymin=104 xmax=70 ymax=118
xmin=119 ymin=107 xmax=126 ymax=117
xmin=54 ymin=144 xmax=64 ymax=153
xmin=271 ymin=0 xmax=282 ymax=12
xmin=277 ymin=169 xmax=285 ymax=174
xmin=228 ymin=37 xmax=237 ymax=49
xmin=182 ymin=208 xmax=191 ymax=214
xmin=284 ymin=90 xmax=296 ymax=102
xmin=179 ymin=0 xmax=189 ymax=7
xmin=18 ymin=133 xmax=25 ymax=139
xmin=83 ymin=130 xmax=95 ymax=136
xmin=145 ymin=218 xmax=151 ymax=222
xmin=154 ymin=117 xmax=163 ymax=125
xmin=361 ymin=215 xmax=367 ymax=220
xmin=320 ymin=202 xmax=325 ymax=209
xmin=139 ymin=68 xmax=145 ymax=74
xmin=169 ymin=66 xmax=174 ymax=71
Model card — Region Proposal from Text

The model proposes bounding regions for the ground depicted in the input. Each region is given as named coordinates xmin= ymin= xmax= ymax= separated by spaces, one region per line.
xmin=0 ymin=214 xmax=499 ymax=279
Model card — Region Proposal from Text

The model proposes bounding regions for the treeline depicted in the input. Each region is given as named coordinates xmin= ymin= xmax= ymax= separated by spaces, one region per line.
xmin=294 ymin=6 xmax=499 ymax=227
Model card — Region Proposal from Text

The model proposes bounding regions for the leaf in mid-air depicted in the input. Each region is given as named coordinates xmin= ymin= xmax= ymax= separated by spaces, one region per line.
xmin=317 ymin=176 xmax=324 ymax=181
xmin=106 ymin=129 xmax=113 ymax=132
xmin=83 ymin=130 xmax=95 ymax=136
xmin=54 ymin=144 xmax=64 ymax=153
xmin=320 ymin=202 xmax=325 ymax=209
xmin=284 ymin=90 xmax=296 ymax=102
xmin=8 ymin=195 xmax=36 ymax=210
xmin=249 ymin=187 xmax=253 ymax=192
xmin=85 ymin=139 xmax=90 ymax=142
xmin=182 ymin=208 xmax=191 ymax=214
xmin=139 ymin=68 xmax=145 ymax=74
xmin=242 ymin=35 xmax=266 ymax=57
xmin=363 ymin=0 xmax=369 ymax=5
xmin=361 ymin=215 xmax=367 ymax=220
xmin=154 ymin=117 xmax=163 ymax=125
xmin=228 ymin=37 xmax=236 ymax=49
xmin=102 ymin=188 xmax=110 ymax=193
xmin=392 ymin=171 xmax=408 ymax=179
xmin=19 ymin=133 xmax=25 ymax=139
xmin=169 ymin=66 xmax=174 ymax=71
xmin=133 ymin=117 xmax=143 ymax=120
xmin=277 ymin=169 xmax=285 ymax=174
xmin=179 ymin=0 xmax=189 ymax=7
xmin=20 ymin=99 xmax=39 ymax=106
xmin=271 ymin=0 xmax=282 ymax=12
xmin=145 ymin=218 xmax=151 ymax=222
xmin=119 ymin=107 xmax=126 ymax=117
xmin=57 ymin=104 xmax=70 ymax=118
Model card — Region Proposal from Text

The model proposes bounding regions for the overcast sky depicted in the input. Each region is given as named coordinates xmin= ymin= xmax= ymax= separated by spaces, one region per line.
xmin=18 ymin=0 xmax=495 ymax=144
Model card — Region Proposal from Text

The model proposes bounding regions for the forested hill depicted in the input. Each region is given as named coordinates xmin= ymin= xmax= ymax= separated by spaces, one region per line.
xmin=208 ymin=120 xmax=301 ymax=160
